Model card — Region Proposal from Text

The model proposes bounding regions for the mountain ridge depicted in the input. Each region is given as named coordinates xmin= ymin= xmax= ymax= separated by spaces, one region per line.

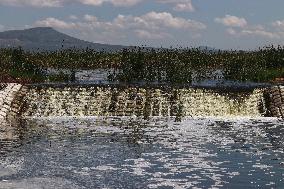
xmin=0 ymin=27 xmax=216 ymax=52
xmin=0 ymin=27 xmax=127 ymax=52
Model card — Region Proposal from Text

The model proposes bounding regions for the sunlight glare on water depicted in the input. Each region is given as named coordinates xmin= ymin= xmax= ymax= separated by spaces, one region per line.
xmin=0 ymin=116 xmax=283 ymax=188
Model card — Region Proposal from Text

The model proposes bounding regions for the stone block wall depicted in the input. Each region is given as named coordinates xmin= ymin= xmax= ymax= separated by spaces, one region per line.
xmin=1 ymin=84 xmax=283 ymax=119
xmin=0 ymin=83 xmax=23 ymax=122
xmin=264 ymin=85 xmax=284 ymax=118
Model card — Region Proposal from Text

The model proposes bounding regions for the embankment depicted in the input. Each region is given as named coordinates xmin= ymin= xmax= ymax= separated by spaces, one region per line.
xmin=0 ymin=83 xmax=26 ymax=123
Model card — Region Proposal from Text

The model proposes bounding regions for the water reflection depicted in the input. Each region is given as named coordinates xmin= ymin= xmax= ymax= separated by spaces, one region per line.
xmin=0 ymin=119 xmax=27 ymax=156
xmin=0 ymin=117 xmax=283 ymax=188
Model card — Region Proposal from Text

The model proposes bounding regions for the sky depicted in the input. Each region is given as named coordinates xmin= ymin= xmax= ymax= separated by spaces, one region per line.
xmin=1 ymin=0 xmax=284 ymax=50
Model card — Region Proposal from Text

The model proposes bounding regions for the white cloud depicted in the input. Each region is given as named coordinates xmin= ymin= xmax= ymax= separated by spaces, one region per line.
xmin=240 ymin=29 xmax=278 ymax=39
xmin=0 ymin=0 xmax=195 ymax=10
xmin=109 ymin=0 xmax=141 ymax=7
xmin=217 ymin=16 xmax=283 ymax=39
xmin=0 ymin=24 xmax=5 ymax=32
xmin=226 ymin=28 xmax=237 ymax=35
xmin=69 ymin=15 xmax=78 ymax=20
xmin=33 ymin=12 xmax=206 ymax=42
xmin=138 ymin=12 xmax=206 ymax=30
xmin=40 ymin=12 xmax=205 ymax=31
xmin=77 ymin=0 xmax=104 ymax=6
xmin=0 ymin=0 xmax=142 ymax=7
xmin=272 ymin=20 xmax=284 ymax=31
xmin=80 ymin=0 xmax=195 ymax=10
xmin=215 ymin=15 xmax=247 ymax=28
xmin=0 ymin=0 xmax=64 ymax=7
xmin=79 ymin=0 xmax=141 ymax=7
xmin=135 ymin=29 xmax=171 ymax=39
xmin=83 ymin=14 xmax=98 ymax=22
xmin=226 ymin=25 xmax=280 ymax=39
xmin=34 ymin=17 xmax=76 ymax=29
xmin=215 ymin=17 xmax=284 ymax=41
xmin=173 ymin=2 xmax=195 ymax=12
xmin=157 ymin=0 xmax=195 ymax=12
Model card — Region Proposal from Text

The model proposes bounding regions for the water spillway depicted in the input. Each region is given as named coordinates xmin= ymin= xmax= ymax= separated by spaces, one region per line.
xmin=20 ymin=84 xmax=273 ymax=118
xmin=1 ymin=83 xmax=284 ymax=188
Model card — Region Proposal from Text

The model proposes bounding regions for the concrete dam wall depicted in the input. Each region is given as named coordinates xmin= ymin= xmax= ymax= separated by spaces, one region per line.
xmin=0 ymin=83 xmax=283 ymax=119
xmin=21 ymin=85 xmax=270 ymax=118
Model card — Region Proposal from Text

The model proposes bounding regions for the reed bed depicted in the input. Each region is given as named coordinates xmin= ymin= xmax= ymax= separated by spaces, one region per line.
xmin=0 ymin=46 xmax=283 ymax=83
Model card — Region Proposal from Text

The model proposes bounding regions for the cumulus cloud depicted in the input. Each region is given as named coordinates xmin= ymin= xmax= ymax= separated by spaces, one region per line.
xmin=215 ymin=15 xmax=247 ymax=28
xmin=215 ymin=15 xmax=284 ymax=39
xmin=226 ymin=28 xmax=237 ymax=35
xmin=173 ymin=2 xmax=195 ymax=12
xmin=225 ymin=23 xmax=281 ymax=39
xmin=34 ymin=12 xmax=206 ymax=42
xmin=0 ymin=0 xmax=64 ymax=7
xmin=137 ymin=12 xmax=206 ymax=30
xmin=0 ymin=0 xmax=142 ymax=7
xmin=240 ymin=29 xmax=278 ymax=39
xmin=135 ymin=29 xmax=171 ymax=39
xmin=35 ymin=12 xmax=206 ymax=31
xmin=83 ymin=14 xmax=98 ymax=22
xmin=0 ymin=0 xmax=195 ymax=10
xmin=0 ymin=24 xmax=5 ymax=32
xmin=34 ymin=17 xmax=76 ymax=29
xmin=79 ymin=0 xmax=141 ymax=7
xmin=69 ymin=15 xmax=78 ymax=20
xmin=226 ymin=27 xmax=280 ymax=39
xmin=157 ymin=0 xmax=195 ymax=12
xmin=272 ymin=20 xmax=284 ymax=31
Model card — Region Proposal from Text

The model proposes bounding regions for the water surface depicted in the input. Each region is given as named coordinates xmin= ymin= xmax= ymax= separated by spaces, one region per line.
xmin=0 ymin=117 xmax=283 ymax=188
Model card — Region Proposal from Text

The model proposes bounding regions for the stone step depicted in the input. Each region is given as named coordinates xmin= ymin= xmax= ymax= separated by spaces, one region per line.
xmin=0 ymin=83 xmax=24 ymax=122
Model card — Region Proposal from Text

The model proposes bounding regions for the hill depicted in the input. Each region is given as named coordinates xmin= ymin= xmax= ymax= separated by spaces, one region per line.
xmin=0 ymin=27 xmax=127 ymax=52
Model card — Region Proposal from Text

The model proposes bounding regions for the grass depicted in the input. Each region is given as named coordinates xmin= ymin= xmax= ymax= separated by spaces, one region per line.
xmin=0 ymin=46 xmax=283 ymax=84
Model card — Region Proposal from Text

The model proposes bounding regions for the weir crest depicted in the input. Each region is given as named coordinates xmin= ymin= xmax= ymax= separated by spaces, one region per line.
xmin=0 ymin=83 xmax=283 ymax=120
xmin=20 ymin=84 xmax=283 ymax=119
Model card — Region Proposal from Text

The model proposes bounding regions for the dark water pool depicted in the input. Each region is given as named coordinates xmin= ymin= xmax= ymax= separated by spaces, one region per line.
xmin=0 ymin=117 xmax=283 ymax=188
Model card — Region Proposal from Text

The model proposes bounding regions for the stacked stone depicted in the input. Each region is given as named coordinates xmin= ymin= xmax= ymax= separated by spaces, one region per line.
xmin=0 ymin=83 xmax=23 ymax=121
xmin=0 ymin=84 xmax=8 ymax=90
xmin=266 ymin=85 xmax=284 ymax=118
xmin=8 ymin=86 xmax=29 ymax=118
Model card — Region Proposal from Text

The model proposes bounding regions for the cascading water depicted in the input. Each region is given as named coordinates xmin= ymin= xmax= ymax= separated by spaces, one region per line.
xmin=22 ymin=85 xmax=267 ymax=118
xmin=1 ymin=84 xmax=284 ymax=189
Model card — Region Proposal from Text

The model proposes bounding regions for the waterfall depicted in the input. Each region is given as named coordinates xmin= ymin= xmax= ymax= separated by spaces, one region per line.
xmin=22 ymin=85 xmax=268 ymax=118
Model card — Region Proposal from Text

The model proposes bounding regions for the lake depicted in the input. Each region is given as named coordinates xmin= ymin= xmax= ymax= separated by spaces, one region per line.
xmin=0 ymin=116 xmax=283 ymax=188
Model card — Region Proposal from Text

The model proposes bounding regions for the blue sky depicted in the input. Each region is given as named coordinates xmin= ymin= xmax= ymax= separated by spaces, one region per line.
xmin=1 ymin=0 xmax=284 ymax=49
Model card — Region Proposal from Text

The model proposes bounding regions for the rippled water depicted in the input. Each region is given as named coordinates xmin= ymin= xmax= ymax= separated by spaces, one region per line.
xmin=0 ymin=116 xmax=283 ymax=188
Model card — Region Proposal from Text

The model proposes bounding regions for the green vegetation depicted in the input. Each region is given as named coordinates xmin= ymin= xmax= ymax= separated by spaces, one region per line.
xmin=0 ymin=46 xmax=283 ymax=83
xmin=0 ymin=48 xmax=73 ymax=83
